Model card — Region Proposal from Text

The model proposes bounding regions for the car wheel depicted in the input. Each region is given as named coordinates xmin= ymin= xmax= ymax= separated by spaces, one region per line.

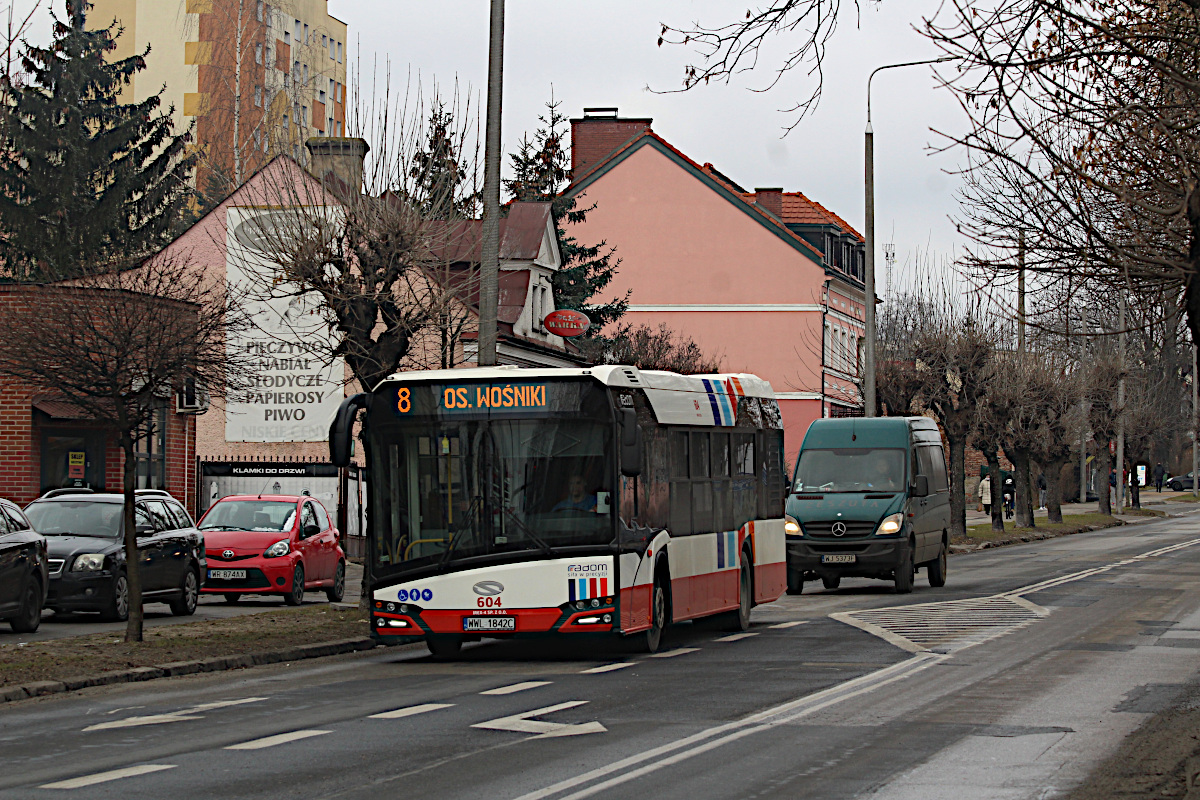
xmin=786 ymin=567 xmax=804 ymax=596
xmin=10 ymin=576 xmax=42 ymax=633
xmin=894 ymin=540 xmax=915 ymax=594
xmin=284 ymin=564 xmax=305 ymax=606
xmin=426 ymin=637 xmax=462 ymax=659
xmin=927 ymin=541 xmax=948 ymax=588
xmin=223 ymin=593 xmax=241 ymax=604
xmin=325 ymin=561 xmax=346 ymax=603
xmin=1171 ymin=481 xmax=1182 ymax=492
xmin=101 ymin=572 xmax=130 ymax=622
xmin=721 ymin=555 xmax=753 ymax=632
xmin=169 ymin=568 xmax=199 ymax=616
xmin=821 ymin=574 xmax=841 ymax=591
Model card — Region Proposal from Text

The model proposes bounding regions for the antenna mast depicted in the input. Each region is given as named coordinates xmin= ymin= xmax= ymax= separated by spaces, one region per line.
xmin=883 ymin=242 xmax=896 ymax=300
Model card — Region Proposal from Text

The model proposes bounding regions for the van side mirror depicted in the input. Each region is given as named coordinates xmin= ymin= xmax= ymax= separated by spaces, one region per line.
xmin=620 ymin=408 xmax=642 ymax=478
xmin=913 ymin=475 xmax=930 ymax=498
xmin=329 ymin=393 xmax=368 ymax=467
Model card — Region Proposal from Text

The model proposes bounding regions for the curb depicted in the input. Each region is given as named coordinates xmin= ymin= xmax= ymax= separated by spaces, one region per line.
xmin=0 ymin=637 xmax=376 ymax=705
xmin=949 ymin=518 xmax=1131 ymax=554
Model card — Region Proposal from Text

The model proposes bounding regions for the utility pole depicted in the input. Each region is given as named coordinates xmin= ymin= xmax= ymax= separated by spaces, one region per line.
xmin=1080 ymin=304 xmax=1088 ymax=504
xmin=1017 ymin=231 xmax=1026 ymax=354
xmin=476 ymin=0 xmax=505 ymax=367
xmin=1193 ymin=343 xmax=1198 ymax=499
xmin=1115 ymin=284 xmax=1127 ymax=512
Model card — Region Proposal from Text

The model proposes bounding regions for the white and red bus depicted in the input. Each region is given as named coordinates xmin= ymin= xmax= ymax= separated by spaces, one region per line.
xmin=330 ymin=365 xmax=788 ymax=657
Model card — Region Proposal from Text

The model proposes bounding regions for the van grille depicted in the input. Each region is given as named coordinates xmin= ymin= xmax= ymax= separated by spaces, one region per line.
xmin=802 ymin=520 xmax=876 ymax=539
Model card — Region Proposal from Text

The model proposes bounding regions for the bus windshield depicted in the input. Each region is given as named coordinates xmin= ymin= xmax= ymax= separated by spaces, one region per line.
xmin=793 ymin=448 xmax=907 ymax=493
xmin=370 ymin=404 xmax=615 ymax=577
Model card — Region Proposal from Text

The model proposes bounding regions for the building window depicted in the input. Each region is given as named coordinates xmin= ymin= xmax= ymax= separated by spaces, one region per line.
xmin=134 ymin=404 xmax=167 ymax=491
xmin=337 ymin=82 xmax=342 ymax=102
xmin=294 ymin=19 xmax=301 ymax=41
xmin=322 ymin=34 xmax=327 ymax=49
xmin=303 ymin=23 xmax=308 ymax=43
xmin=283 ymin=71 xmax=290 ymax=88
xmin=254 ymin=129 xmax=261 ymax=150
xmin=328 ymin=116 xmax=334 ymax=133
xmin=256 ymin=0 xmax=263 ymax=21
xmin=329 ymin=78 xmax=335 ymax=98
xmin=283 ymin=29 xmax=290 ymax=44
xmin=302 ymin=63 xmax=308 ymax=84
xmin=301 ymin=105 xmax=307 ymax=126
xmin=329 ymin=37 xmax=335 ymax=59
xmin=282 ymin=113 xmax=289 ymax=131
xmin=293 ymin=143 xmax=301 ymax=160
xmin=337 ymin=41 xmax=342 ymax=62
xmin=337 ymin=120 xmax=343 ymax=135
xmin=255 ymin=43 xmax=262 ymax=64
xmin=254 ymin=84 xmax=262 ymax=106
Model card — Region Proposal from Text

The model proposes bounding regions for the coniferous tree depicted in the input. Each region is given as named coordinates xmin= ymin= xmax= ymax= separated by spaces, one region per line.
xmin=0 ymin=1 xmax=196 ymax=282
xmin=410 ymin=102 xmax=478 ymax=219
xmin=506 ymin=98 xmax=628 ymax=331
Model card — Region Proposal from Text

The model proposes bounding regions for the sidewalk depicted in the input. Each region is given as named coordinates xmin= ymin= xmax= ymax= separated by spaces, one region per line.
xmin=965 ymin=490 xmax=1179 ymax=525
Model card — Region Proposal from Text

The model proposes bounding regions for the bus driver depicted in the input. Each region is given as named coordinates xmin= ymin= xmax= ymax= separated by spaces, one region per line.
xmin=553 ymin=474 xmax=597 ymax=513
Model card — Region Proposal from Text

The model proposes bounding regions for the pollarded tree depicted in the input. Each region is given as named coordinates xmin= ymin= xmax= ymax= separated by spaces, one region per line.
xmin=0 ymin=1 xmax=196 ymax=281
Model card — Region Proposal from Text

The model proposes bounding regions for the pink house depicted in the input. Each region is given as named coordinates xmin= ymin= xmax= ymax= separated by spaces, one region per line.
xmin=565 ymin=109 xmax=868 ymax=462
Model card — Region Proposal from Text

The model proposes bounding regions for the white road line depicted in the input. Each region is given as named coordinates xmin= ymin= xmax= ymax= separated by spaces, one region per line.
xmin=715 ymin=632 xmax=759 ymax=642
xmin=481 ymin=681 xmax=551 ymax=696
xmin=512 ymin=653 xmax=944 ymax=800
xmin=369 ymin=703 xmax=455 ymax=719
xmin=473 ymin=701 xmax=607 ymax=739
xmin=769 ymin=621 xmax=808 ymax=629
xmin=580 ymin=663 xmax=634 ymax=674
xmin=224 ymin=730 xmax=331 ymax=750
xmin=83 ymin=697 xmax=269 ymax=731
xmin=41 ymin=765 xmax=176 ymax=790
xmin=649 ymin=648 xmax=699 ymax=658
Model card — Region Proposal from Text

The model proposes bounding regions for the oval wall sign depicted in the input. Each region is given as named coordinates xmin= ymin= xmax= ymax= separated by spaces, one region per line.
xmin=543 ymin=309 xmax=591 ymax=338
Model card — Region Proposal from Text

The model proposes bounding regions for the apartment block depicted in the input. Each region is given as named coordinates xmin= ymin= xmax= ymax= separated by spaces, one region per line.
xmin=91 ymin=0 xmax=348 ymax=188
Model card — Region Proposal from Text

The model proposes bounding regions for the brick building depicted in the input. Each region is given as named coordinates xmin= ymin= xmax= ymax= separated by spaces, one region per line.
xmin=0 ymin=285 xmax=198 ymax=510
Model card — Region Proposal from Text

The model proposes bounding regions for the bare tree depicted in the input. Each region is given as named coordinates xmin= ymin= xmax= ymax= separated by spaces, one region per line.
xmin=580 ymin=323 xmax=724 ymax=374
xmin=0 ymin=258 xmax=248 ymax=641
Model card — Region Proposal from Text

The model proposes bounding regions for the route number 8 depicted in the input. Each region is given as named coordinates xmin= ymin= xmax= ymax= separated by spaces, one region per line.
xmin=397 ymin=387 xmax=411 ymax=413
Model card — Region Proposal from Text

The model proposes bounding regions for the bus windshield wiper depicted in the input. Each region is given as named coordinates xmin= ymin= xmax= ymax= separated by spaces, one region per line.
xmin=439 ymin=496 xmax=482 ymax=569
xmin=501 ymin=507 xmax=555 ymax=558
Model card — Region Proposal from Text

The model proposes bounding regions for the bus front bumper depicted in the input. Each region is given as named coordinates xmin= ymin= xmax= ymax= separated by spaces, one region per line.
xmin=370 ymin=602 xmax=618 ymax=643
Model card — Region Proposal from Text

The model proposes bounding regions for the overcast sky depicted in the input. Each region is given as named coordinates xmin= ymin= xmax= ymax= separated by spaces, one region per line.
xmin=9 ymin=0 xmax=968 ymax=286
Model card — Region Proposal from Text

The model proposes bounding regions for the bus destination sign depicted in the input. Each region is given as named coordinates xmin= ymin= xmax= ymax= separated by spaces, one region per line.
xmin=395 ymin=383 xmax=549 ymax=416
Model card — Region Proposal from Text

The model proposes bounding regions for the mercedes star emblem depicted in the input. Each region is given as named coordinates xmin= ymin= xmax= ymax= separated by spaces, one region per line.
xmin=831 ymin=522 xmax=848 ymax=537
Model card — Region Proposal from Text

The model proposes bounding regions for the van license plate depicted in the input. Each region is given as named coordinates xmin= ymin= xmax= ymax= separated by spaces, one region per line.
xmin=464 ymin=617 xmax=516 ymax=632
xmin=821 ymin=555 xmax=856 ymax=564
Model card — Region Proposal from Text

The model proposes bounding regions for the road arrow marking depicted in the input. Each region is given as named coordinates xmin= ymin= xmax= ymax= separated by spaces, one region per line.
xmin=481 ymin=681 xmax=551 ymax=695
xmin=472 ymin=701 xmax=607 ymax=739
xmin=370 ymin=703 xmax=454 ymax=719
xmin=83 ymin=697 xmax=269 ymax=731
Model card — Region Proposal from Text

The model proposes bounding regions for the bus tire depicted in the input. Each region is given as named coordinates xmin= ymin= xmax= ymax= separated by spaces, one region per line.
xmin=642 ymin=578 xmax=667 ymax=653
xmin=720 ymin=555 xmax=753 ymax=632
xmin=427 ymin=637 xmax=462 ymax=659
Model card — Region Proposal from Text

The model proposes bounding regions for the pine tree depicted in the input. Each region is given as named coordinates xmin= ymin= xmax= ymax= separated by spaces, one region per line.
xmin=506 ymin=98 xmax=628 ymax=331
xmin=0 ymin=2 xmax=196 ymax=282
xmin=410 ymin=103 xmax=478 ymax=219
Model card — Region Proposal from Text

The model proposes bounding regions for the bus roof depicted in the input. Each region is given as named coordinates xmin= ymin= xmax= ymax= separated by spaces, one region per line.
xmin=376 ymin=365 xmax=776 ymax=399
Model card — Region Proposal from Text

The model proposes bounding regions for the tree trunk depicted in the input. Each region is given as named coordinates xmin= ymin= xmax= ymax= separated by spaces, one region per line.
xmin=120 ymin=429 xmax=144 ymax=642
xmin=1045 ymin=457 xmax=1068 ymax=524
xmin=948 ymin=433 xmax=967 ymax=540
xmin=986 ymin=451 xmax=1005 ymax=533
xmin=1011 ymin=449 xmax=1034 ymax=528
xmin=1097 ymin=445 xmax=1112 ymax=516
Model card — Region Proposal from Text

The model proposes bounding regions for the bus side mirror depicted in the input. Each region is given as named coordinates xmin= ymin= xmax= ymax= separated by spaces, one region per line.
xmin=620 ymin=408 xmax=642 ymax=478
xmin=913 ymin=475 xmax=930 ymax=498
xmin=330 ymin=393 xmax=369 ymax=467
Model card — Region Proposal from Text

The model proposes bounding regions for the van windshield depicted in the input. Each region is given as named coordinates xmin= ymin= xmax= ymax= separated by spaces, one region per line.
xmin=793 ymin=448 xmax=906 ymax=493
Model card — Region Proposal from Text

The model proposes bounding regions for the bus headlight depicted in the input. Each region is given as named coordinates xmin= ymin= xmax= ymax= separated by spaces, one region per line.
xmin=784 ymin=516 xmax=801 ymax=536
xmin=875 ymin=513 xmax=904 ymax=536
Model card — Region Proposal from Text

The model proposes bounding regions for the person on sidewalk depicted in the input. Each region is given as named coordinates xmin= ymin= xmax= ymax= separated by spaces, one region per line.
xmin=1037 ymin=473 xmax=1047 ymax=510
xmin=1003 ymin=474 xmax=1015 ymax=519
xmin=979 ymin=474 xmax=992 ymax=518
xmin=1153 ymin=463 xmax=1166 ymax=493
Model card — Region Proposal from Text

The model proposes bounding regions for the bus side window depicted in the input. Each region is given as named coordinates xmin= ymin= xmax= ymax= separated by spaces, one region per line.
xmin=669 ymin=430 xmax=692 ymax=535
xmin=711 ymin=432 xmax=732 ymax=531
xmin=757 ymin=430 xmax=785 ymax=518
xmin=732 ymin=433 xmax=757 ymax=530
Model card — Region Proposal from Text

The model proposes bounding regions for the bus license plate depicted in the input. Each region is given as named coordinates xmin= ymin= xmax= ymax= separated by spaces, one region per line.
xmin=209 ymin=569 xmax=246 ymax=580
xmin=821 ymin=555 xmax=856 ymax=564
xmin=464 ymin=616 xmax=515 ymax=632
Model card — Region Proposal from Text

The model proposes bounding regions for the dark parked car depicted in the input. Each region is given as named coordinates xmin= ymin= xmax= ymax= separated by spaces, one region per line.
xmin=0 ymin=498 xmax=48 ymax=633
xmin=23 ymin=489 xmax=205 ymax=622
xmin=1168 ymin=473 xmax=1195 ymax=492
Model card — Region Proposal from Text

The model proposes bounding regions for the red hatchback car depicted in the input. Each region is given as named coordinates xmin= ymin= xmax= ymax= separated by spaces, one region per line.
xmin=197 ymin=495 xmax=345 ymax=605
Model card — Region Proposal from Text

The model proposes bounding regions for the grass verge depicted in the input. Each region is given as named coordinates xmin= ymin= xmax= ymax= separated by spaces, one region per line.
xmin=1166 ymin=493 xmax=1200 ymax=503
xmin=953 ymin=513 xmax=1121 ymax=546
xmin=0 ymin=605 xmax=368 ymax=689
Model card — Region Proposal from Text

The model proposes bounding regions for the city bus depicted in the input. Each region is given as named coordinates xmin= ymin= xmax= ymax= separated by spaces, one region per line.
xmin=329 ymin=365 xmax=788 ymax=657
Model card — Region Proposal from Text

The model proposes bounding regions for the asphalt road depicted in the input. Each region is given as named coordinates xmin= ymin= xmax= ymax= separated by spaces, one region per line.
xmin=5 ymin=512 xmax=1200 ymax=799
xmin=0 ymin=563 xmax=364 ymax=644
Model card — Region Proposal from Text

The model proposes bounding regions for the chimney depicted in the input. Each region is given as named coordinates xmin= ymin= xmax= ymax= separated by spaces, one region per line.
xmin=754 ymin=187 xmax=784 ymax=219
xmin=305 ymin=137 xmax=370 ymax=195
xmin=570 ymin=107 xmax=652 ymax=177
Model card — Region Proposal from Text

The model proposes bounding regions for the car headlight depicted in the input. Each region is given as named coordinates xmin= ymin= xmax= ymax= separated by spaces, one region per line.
xmin=263 ymin=539 xmax=290 ymax=558
xmin=875 ymin=513 xmax=905 ymax=536
xmin=784 ymin=516 xmax=802 ymax=536
xmin=72 ymin=553 xmax=106 ymax=571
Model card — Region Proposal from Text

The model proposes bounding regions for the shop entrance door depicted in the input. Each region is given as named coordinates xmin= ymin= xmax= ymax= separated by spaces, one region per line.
xmin=41 ymin=431 xmax=106 ymax=495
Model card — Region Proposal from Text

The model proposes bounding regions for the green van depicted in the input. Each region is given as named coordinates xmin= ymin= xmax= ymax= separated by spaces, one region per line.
xmin=784 ymin=417 xmax=950 ymax=594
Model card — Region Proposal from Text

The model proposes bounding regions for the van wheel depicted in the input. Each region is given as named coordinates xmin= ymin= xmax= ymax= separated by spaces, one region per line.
xmin=786 ymin=567 xmax=804 ymax=596
xmin=894 ymin=540 xmax=915 ymax=594
xmin=821 ymin=575 xmax=841 ymax=591
xmin=928 ymin=540 xmax=948 ymax=588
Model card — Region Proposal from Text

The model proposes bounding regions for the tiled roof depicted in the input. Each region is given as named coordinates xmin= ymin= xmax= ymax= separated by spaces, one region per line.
xmin=743 ymin=191 xmax=865 ymax=242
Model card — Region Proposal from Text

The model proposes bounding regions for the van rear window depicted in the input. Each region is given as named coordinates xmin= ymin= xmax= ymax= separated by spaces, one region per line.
xmin=793 ymin=448 xmax=906 ymax=493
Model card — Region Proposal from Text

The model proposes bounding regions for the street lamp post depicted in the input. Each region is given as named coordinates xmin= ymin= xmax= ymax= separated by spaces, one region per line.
xmin=863 ymin=56 xmax=957 ymax=417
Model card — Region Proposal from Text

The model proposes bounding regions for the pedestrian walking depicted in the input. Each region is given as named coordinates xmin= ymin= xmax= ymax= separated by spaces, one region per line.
xmin=1037 ymin=473 xmax=1047 ymax=510
xmin=1153 ymin=462 xmax=1166 ymax=493
xmin=1003 ymin=474 xmax=1015 ymax=519
xmin=979 ymin=474 xmax=992 ymax=517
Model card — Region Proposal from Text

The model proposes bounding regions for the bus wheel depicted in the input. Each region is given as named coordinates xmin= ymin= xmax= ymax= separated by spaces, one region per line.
xmin=721 ymin=557 xmax=752 ymax=632
xmin=642 ymin=580 xmax=667 ymax=653
xmin=786 ymin=568 xmax=804 ymax=596
xmin=427 ymin=637 xmax=462 ymax=659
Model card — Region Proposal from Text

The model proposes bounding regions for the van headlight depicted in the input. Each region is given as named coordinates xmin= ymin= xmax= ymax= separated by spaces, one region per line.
xmin=263 ymin=539 xmax=290 ymax=558
xmin=875 ymin=513 xmax=904 ymax=536
xmin=784 ymin=516 xmax=801 ymax=536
